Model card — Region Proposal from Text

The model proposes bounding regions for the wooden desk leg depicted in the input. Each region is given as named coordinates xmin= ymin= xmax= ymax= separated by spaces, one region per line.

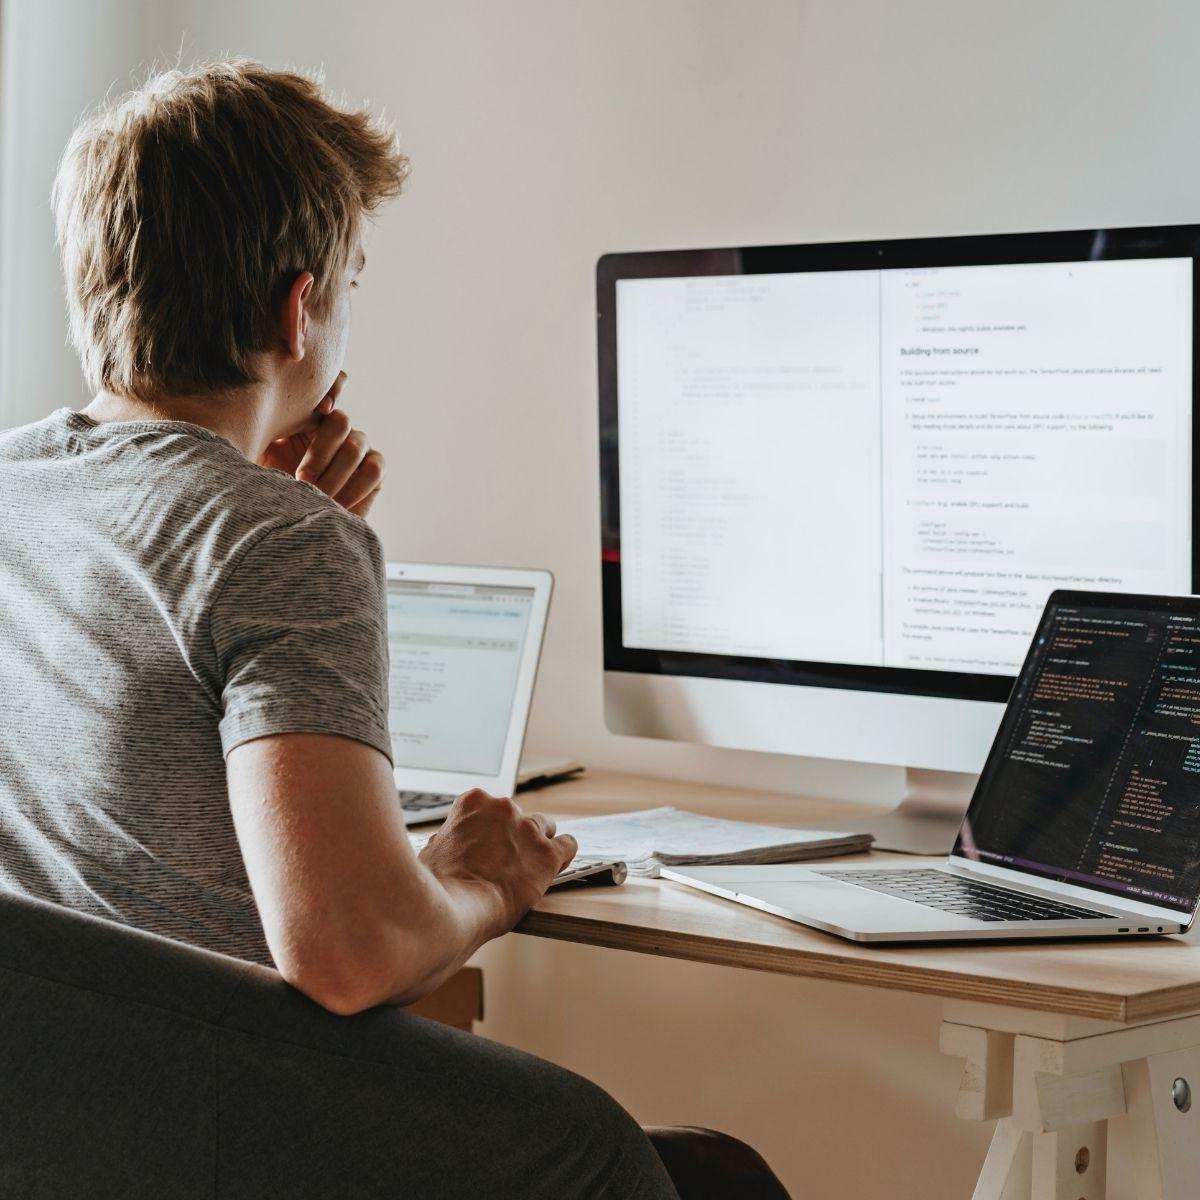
xmin=941 ymin=1003 xmax=1200 ymax=1200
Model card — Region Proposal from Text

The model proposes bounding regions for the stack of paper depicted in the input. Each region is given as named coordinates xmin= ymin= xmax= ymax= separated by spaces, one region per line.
xmin=554 ymin=807 xmax=872 ymax=877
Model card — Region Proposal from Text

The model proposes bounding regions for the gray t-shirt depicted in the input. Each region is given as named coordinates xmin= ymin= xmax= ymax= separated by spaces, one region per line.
xmin=0 ymin=409 xmax=392 ymax=966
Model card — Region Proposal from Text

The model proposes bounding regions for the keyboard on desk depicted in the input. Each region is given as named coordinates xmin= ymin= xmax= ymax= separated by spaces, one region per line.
xmin=818 ymin=869 xmax=1112 ymax=922
xmin=554 ymin=857 xmax=628 ymax=888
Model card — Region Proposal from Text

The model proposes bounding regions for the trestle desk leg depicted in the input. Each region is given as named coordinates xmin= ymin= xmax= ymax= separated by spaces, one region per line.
xmin=941 ymin=1004 xmax=1200 ymax=1200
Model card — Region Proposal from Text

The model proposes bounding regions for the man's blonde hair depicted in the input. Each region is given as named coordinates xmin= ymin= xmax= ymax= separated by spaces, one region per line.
xmin=53 ymin=59 xmax=408 ymax=400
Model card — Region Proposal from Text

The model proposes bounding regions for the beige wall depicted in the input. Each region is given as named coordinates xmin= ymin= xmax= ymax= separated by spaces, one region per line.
xmin=4 ymin=2 xmax=1199 ymax=1193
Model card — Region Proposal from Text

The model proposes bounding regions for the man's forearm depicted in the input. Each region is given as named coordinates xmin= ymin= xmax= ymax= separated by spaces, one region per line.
xmin=270 ymin=869 xmax=499 ymax=1015
xmin=228 ymin=737 xmax=568 ymax=1017
xmin=373 ymin=871 xmax=504 ymax=1008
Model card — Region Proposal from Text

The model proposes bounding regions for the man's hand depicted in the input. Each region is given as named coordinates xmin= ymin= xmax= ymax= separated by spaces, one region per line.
xmin=419 ymin=789 xmax=578 ymax=937
xmin=261 ymin=371 xmax=386 ymax=517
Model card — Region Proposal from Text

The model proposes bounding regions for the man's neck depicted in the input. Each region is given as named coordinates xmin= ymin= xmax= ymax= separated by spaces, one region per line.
xmin=82 ymin=388 xmax=279 ymax=462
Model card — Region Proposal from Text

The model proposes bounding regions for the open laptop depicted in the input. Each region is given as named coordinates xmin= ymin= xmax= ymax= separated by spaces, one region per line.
xmin=387 ymin=563 xmax=554 ymax=825
xmin=387 ymin=563 xmax=621 ymax=887
xmin=663 ymin=591 xmax=1200 ymax=942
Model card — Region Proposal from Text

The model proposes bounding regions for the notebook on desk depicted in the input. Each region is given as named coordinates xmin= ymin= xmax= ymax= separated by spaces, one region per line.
xmin=555 ymin=807 xmax=872 ymax=877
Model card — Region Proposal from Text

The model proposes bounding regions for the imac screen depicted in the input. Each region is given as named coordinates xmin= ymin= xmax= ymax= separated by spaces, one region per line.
xmin=599 ymin=228 xmax=1199 ymax=702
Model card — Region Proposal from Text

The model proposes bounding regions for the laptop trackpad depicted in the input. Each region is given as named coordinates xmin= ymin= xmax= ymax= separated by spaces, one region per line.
xmin=664 ymin=866 xmax=975 ymax=933
xmin=737 ymin=879 xmax=977 ymax=933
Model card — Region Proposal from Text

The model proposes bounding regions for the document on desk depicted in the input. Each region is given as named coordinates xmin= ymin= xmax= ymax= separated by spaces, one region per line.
xmin=553 ymin=808 xmax=873 ymax=877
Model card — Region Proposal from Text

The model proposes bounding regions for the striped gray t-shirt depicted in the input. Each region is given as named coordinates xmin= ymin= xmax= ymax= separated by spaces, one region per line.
xmin=0 ymin=409 xmax=392 ymax=966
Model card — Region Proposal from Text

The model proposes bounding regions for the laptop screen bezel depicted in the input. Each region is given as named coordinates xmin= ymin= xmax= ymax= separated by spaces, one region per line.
xmin=948 ymin=589 xmax=1200 ymax=928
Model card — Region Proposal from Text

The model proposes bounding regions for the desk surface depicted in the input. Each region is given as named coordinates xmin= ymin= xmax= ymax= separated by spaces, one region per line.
xmin=514 ymin=770 xmax=1200 ymax=1024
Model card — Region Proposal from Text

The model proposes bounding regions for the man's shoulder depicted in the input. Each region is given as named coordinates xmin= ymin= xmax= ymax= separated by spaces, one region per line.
xmin=107 ymin=420 xmax=371 ymax=538
xmin=228 ymin=458 xmax=348 ymax=523
xmin=88 ymin=416 xmax=379 ymax=577
xmin=237 ymin=466 xmax=382 ymax=553
xmin=206 ymin=455 xmax=382 ymax=568
xmin=0 ymin=409 xmax=382 ymax=576
xmin=146 ymin=441 xmax=387 ymax=645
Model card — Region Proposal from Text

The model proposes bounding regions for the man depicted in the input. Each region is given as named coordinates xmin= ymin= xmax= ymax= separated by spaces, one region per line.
xmin=0 ymin=60 xmax=788 ymax=1198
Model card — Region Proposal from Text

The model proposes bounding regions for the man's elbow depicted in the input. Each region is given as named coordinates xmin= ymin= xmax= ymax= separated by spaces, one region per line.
xmin=273 ymin=931 xmax=434 ymax=1016
xmin=278 ymin=962 xmax=378 ymax=1015
xmin=274 ymin=943 xmax=394 ymax=1016
xmin=296 ymin=976 xmax=381 ymax=1016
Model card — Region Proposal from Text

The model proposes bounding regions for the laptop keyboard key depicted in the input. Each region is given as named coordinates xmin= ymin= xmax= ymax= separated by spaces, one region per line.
xmin=399 ymin=791 xmax=455 ymax=812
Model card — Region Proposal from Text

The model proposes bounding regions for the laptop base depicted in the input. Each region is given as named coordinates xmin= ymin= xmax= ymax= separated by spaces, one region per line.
xmin=662 ymin=864 xmax=1182 ymax=943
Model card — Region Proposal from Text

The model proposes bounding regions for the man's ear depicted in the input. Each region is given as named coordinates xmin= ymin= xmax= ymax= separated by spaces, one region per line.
xmin=280 ymin=271 xmax=315 ymax=361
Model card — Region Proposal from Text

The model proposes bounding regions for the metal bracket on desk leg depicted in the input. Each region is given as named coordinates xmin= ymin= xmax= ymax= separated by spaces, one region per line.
xmin=941 ymin=1009 xmax=1200 ymax=1199
xmin=1123 ymin=1046 xmax=1200 ymax=1200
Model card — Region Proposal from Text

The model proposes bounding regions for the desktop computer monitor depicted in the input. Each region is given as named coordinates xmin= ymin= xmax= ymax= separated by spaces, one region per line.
xmin=597 ymin=226 xmax=1199 ymax=849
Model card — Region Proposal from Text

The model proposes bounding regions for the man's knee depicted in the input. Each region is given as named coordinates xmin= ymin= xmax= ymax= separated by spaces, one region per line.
xmin=526 ymin=1064 xmax=677 ymax=1199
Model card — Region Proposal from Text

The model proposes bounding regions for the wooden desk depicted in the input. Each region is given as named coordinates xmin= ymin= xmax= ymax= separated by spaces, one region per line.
xmin=514 ymin=771 xmax=1200 ymax=1200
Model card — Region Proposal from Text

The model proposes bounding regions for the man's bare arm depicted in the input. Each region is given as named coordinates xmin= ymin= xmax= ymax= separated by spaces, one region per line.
xmin=226 ymin=733 xmax=576 ymax=1014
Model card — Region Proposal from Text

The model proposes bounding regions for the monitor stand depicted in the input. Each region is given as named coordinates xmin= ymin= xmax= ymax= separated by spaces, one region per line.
xmin=812 ymin=767 xmax=978 ymax=856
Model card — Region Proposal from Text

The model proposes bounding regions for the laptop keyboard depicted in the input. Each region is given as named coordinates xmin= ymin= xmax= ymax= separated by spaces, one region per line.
xmin=818 ymin=869 xmax=1112 ymax=922
xmin=399 ymin=791 xmax=455 ymax=813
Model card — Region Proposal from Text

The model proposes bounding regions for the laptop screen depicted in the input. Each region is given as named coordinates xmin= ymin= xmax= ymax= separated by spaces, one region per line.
xmin=955 ymin=592 xmax=1200 ymax=914
xmin=386 ymin=580 xmax=536 ymax=776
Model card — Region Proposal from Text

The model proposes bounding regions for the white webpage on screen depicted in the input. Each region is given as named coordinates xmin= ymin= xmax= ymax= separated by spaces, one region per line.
xmin=615 ymin=257 xmax=1193 ymax=676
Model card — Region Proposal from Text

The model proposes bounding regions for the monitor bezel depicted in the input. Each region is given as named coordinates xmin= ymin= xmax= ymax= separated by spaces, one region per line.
xmin=597 ymin=224 xmax=1200 ymax=705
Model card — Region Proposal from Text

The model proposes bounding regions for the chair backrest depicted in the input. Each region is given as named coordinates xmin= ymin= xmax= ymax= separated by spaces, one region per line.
xmin=0 ymin=887 xmax=491 ymax=1199
xmin=0 ymin=888 xmax=265 ymax=1197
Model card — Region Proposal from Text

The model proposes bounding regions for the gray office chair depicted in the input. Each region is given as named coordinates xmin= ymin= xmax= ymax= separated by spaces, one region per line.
xmin=0 ymin=888 xmax=653 ymax=1199
xmin=0 ymin=888 xmax=792 ymax=1200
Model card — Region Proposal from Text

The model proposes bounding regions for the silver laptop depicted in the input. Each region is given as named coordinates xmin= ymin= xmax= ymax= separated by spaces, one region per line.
xmin=386 ymin=563 xmax=554 ymax=826
xmin=663 ymin=591 xmax=1200 ymax=942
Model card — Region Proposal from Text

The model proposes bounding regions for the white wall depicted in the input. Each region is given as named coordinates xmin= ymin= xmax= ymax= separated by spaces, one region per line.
xmin=30 ymin=0 xmax=1200 ymax=803
xmin=0 ymin=0 xmax=183 ymax=427
xmin=3 ymin=3 xmax=1197 ymax=1194
xmin=11 ymin=0 xmax=1200 ymax=799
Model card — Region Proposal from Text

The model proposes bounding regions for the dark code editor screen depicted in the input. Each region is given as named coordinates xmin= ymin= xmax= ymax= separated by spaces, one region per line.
xmin=955 ymin=601 xmax=1200 ymax=912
